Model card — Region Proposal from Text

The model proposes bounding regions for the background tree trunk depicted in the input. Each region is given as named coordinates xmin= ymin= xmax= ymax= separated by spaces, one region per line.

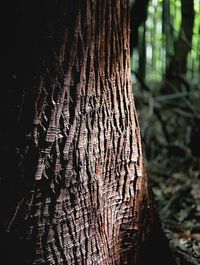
xmin=166 ymin=0 xmax=195 ymax=79
xmin=1 ymin=1 xmax=175 ymax=264
xmin=130 ymin=0 xmax=149 ymax=52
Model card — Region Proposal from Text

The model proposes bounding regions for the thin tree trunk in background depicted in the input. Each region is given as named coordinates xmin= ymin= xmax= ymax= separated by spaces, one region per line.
xmin=162 ymin=0 xmax=174 ymax=70
xmin=130 ymin=0 xmax=149 ymax=81
xmin=198 ymin=25 xmax=200 ymax=76
xmin=166 ymin=0 xmax=195 ymax=78
xmin=1 ymin=1 xmax=176 ymax=264
xmin=130 ymin=0 xmax=149 ymax=53
xmin=138 ymin=23 xmax=147 ymax=81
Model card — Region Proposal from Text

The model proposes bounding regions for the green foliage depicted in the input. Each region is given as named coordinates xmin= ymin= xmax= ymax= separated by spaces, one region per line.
xmin=131 ymin=0 xmax=200 ymax=83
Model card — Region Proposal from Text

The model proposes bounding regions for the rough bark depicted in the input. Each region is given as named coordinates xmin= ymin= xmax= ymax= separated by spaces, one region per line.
xmin=1 ymin=1 xmax=175 ymax=264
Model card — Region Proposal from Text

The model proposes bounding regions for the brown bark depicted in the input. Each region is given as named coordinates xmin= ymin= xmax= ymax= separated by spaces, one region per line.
xmin=1 ymin=1 xmax=175 ymax=264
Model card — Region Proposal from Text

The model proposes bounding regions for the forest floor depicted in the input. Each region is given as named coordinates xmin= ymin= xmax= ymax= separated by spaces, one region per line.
xmin=133 ymin=76 xmax=200 ymax=265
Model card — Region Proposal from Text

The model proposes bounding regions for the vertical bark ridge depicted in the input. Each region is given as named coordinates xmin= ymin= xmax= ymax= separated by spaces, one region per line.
xmin=1 ymin=1 xmax=155 ymax=264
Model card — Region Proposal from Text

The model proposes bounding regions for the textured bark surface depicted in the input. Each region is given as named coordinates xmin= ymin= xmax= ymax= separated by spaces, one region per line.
xmin=1 ymin=1 xmax=170 ymax=264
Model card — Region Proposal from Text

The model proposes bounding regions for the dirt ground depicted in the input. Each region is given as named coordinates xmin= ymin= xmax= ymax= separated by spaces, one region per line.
xmin=133 ymin=77 xmax=200 ymax=265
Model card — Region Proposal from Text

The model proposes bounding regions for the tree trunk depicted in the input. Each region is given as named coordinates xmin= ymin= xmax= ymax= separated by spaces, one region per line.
xmin=162 ymin=0 xmax=174 ymax=69
xmin=130 ymin=0 xmax=149 ymax=52
xmin=166 ymin=0 xmax=195 ymax=78
xmin=1 ymin=1 xmax=175 ymax=264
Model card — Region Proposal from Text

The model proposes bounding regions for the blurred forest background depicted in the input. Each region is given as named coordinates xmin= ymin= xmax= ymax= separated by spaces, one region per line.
xmin=130 ymin=0 xmax=200 ymax=264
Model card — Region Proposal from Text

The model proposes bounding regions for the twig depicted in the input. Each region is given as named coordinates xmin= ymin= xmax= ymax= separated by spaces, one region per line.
xmin=153 ymin=89 xmax=200 ymax=102
xmin=132 ymin=71 xmax=152 ymax=91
